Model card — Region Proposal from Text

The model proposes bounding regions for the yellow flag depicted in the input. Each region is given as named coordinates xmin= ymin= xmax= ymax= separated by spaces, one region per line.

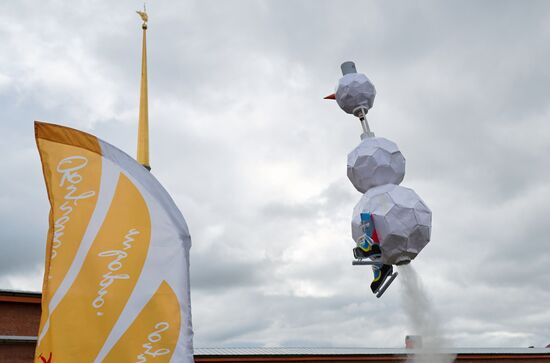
xmin=34 ymin=121 xmax=193 ymax=363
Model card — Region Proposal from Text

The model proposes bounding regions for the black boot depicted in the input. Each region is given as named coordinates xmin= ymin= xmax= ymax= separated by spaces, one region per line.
xmin=370 ymin=264 xmax=393 ymax=293
xmin=353 ymin=244 xmax=381 ymax=259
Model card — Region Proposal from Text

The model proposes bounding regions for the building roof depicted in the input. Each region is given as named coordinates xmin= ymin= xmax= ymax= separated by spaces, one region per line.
xmin=194 ymin=347 xmax=550 ymax=356
xmin=0 ymin=289 xmax=41 ymax=304
xmin=0 ymin=289 xmax=41 ymax=297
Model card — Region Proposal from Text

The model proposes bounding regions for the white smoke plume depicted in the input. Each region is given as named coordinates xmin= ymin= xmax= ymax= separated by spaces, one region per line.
xmin=399 ymin=264 xmax=455 ymax=363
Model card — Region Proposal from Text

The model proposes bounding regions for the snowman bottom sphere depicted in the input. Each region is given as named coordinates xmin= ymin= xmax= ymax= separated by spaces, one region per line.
xmin=352 ymin=184 xmax=432 ymax=265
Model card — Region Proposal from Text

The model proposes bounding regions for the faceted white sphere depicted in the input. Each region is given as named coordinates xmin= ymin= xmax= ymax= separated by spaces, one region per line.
xmin=336 ymin=73 xmax=376 ymax=115
xmin=351 ymin=184 xmax=432 ymax=265
xmin=347 ymin=137 xmax=405 ymax=193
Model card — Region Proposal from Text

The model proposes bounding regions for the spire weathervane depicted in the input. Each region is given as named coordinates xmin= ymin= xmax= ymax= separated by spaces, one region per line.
xmin=136 ymin=5 xmax=150 ymax=170
xmin=137 ymin=4 xmax=148 ymax=25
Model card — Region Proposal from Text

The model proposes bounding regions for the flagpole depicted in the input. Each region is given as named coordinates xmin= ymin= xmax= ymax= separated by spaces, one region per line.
xmin=136 ymin=6 xmax=151 ymax=170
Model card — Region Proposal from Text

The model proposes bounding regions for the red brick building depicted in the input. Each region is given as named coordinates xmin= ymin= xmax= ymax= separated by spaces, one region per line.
xmin=0 ymin=290 xmax=41 ymax=363
xmin=2 ymin=290 xmax=550 ymax=363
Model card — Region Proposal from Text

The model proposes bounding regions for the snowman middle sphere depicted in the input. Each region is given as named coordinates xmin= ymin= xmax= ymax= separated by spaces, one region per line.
xmin=347 ymin=137 xmax=406 ymax=193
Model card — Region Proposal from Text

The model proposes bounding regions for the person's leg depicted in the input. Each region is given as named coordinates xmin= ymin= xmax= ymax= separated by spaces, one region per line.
xmin=353 ymin=212 xmax=381 ymax=259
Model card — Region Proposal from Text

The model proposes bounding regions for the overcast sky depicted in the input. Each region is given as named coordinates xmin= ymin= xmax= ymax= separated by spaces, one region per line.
xmin=1 ymin=0 xmax=550 ymax=350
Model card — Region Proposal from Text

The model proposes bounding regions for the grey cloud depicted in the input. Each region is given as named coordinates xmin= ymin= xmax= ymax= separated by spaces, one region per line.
xmin=191 ymin=250 xmax=271 ymax=291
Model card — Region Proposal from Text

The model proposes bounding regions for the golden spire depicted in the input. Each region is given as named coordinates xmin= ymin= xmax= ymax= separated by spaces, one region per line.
xmin=136 ymin=6 xmax=150 ymax=170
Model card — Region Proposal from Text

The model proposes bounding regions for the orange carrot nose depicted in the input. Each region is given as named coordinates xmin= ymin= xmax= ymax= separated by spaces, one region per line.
xmin=324 ymin=93 xmax=336 ymax=100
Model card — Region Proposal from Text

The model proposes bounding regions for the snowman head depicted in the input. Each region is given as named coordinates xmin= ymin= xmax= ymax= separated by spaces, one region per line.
xmin=335 ymin=62 xmax=377 ymax=117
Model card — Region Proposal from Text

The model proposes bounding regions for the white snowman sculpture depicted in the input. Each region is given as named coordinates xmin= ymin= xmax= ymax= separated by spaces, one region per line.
xmin=326 ymin=62 xmax=432 ymax=296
